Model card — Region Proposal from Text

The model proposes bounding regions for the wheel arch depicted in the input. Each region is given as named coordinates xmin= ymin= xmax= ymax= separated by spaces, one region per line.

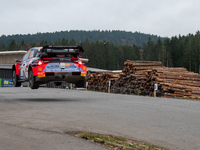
xmin=12 ymin=64 xmax=22 ymax=87
xmin=12 ymin=63 xmax=20 ymax=75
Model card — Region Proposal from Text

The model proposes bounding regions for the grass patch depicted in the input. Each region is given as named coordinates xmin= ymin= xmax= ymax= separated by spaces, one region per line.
xmin=78 ymin=131 xmax=167 ymax=150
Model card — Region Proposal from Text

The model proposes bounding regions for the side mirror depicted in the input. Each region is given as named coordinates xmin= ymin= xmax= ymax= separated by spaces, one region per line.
xmin=15 ymin=58 xmax=21 ymax=62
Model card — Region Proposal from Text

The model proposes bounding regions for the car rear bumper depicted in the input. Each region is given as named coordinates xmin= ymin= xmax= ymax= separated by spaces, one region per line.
xmin=35 ymin=72 xmax=86 ymax=83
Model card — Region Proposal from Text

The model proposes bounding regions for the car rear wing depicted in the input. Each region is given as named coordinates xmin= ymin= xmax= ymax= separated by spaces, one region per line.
xmin=40 ymin=45 xmax=84 ymax=53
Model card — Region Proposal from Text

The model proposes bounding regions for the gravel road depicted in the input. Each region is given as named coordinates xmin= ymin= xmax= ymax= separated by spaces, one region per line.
xmin=0 ymin=87 xmax=200 ymax=150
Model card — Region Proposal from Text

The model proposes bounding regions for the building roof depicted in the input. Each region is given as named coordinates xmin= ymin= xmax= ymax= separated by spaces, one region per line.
xmin=87 ymin=67 xmax=109 ymax=72
xmin=111 ymin=70 xmax=122 ymax=73
xmin=86 ymin=67 xmax=122 ymax=73
xmin=0 ymin=50 xmax=27 ymax=55
xmin=0 ymin=63 xmax=13 ymax=69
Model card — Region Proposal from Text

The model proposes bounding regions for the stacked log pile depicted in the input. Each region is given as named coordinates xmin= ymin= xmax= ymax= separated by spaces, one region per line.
xmin=86 ymin=72 xmax=120 ymax=92
xmin=150 ymin=68 xmax=200 ymax=99
xmin=122 ymin=60 xmax=164 ymax=75
xmin=113 ymin=60 xmax=164 ymax=95
xmin=86 ymin=60 xmax=200 ymax=100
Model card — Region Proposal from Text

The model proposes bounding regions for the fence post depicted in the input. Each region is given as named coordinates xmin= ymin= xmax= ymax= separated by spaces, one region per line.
xmin=108 ymin=81 xmax=111 ymax=93
xmin=154 ymin=83 xmax=158 ymax=97
xmin=86 ymin=82 xmax=88 ymax=91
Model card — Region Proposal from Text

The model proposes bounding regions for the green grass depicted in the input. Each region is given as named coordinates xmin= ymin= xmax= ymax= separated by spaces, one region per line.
xmin=79 ymin=131 xmax=167 ymax=150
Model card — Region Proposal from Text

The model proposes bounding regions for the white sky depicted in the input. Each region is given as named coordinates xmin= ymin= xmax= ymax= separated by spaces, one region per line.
xmin=0 ymin=0 xmax=199 ymax=38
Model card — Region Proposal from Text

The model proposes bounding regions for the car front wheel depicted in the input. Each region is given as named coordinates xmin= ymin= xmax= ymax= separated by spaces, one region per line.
xmin=29 ymin=70 xmax=39 ymax=89
xmin=12 ymin=70 xmax=21 ymax=87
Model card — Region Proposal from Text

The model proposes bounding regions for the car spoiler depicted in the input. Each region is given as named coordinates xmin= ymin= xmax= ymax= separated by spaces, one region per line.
xmin=40 ymin=45 xmax=84 ymax=53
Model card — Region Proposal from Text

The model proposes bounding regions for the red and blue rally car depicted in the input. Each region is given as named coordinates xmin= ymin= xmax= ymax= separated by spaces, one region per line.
xmin=12 ymin=45 xmax=87 ymax=89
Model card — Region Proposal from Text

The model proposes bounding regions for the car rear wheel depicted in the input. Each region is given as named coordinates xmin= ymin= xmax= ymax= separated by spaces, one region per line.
xmin=29 ymin=70 xmax=39 ymax=89
xmin=12 ymin=70 xmax=21 ymax=87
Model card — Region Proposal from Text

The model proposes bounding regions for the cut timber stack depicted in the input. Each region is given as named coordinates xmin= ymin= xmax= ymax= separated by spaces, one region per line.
xmin=86 ymin=72 xmax=120 ymax=92
xmin=150 ymin=68 xmax=200 ymax=99
xmin=86 ymin=60 xmax=200 ymax=100
xmin=122 ymin=60 xmax=164 ymax=75
xmin=113 ymin=60 xmax=164 ymax=95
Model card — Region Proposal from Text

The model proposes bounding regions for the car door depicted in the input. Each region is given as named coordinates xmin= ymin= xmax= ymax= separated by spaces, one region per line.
xmin=19 ymin=49 xmax=31 ymax=80
xmin=26 ymin=48 xmax=38 ymax=78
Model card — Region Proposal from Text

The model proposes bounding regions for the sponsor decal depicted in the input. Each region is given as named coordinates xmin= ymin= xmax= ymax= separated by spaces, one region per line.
xmin=38 ymin=67 xmax=42 ymax=71
xmin=37 ymin=72 xmax=45 ymax=78
xmin=2 ymin=79 xmax=14 ymax=87
xmin=59 ymin=63 xmax=65 ymax=68
xmin=65 ymin=63 xmax=69 ymax=67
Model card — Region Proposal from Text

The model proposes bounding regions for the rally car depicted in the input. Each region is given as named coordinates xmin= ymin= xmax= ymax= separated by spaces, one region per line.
xmin=12 ymin=45 xmax=87 ymax=89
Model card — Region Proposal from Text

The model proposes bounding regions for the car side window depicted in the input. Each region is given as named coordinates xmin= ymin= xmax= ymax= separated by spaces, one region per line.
xmin=33 ymin=49 xmax=38 ymax=57
xmin=29 ymin=51 xmax=33 ymax=58
xmin=29 ymin=49 xmax=37 ymax=58
xmin=22 ymin=49 xmax=31 ymax=61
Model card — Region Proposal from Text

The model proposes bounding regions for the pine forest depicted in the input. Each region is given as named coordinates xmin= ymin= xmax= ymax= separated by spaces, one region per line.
xmin=0 ymin=30 xmax=200 ymax=73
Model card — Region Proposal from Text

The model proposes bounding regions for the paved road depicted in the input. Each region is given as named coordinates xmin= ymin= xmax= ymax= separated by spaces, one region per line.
xmin=0 ymin=87 xmax=200 ymax=150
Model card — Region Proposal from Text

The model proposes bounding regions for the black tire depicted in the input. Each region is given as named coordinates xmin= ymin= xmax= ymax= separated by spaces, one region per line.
xmin=28 ymin=70 xmax=39 ymax=89
xmin=75 ymin=80 xmax=85 ymax=88
xmin=12 ymin=70 xmax=21 ymax=87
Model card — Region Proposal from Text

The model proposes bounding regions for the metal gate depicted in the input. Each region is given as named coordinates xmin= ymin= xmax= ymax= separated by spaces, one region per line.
xmin=0 ymin=69 xmax=12 ymax=79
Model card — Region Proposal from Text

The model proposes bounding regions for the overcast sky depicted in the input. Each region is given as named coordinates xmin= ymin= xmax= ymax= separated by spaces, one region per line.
xmin=0 ymin=0 xmax=199 ymax=38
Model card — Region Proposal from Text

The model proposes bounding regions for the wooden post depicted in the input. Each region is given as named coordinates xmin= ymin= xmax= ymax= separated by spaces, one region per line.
xmin=154 ymin=83 xmax=158 ymax=97
xmin=108 ymin=81 xmax=111 ymax=93
xmin=86 ymin=82 xmax=88 ymax=91
xmin=154 ymin=90 xmax=156 ymax=97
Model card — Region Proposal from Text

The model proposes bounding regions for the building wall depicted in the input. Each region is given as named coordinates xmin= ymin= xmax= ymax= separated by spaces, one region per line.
xmin=0 ymin=52 xmax=26 ymax=79
xmin=0 ymin=54 xmax=24 ymax=64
